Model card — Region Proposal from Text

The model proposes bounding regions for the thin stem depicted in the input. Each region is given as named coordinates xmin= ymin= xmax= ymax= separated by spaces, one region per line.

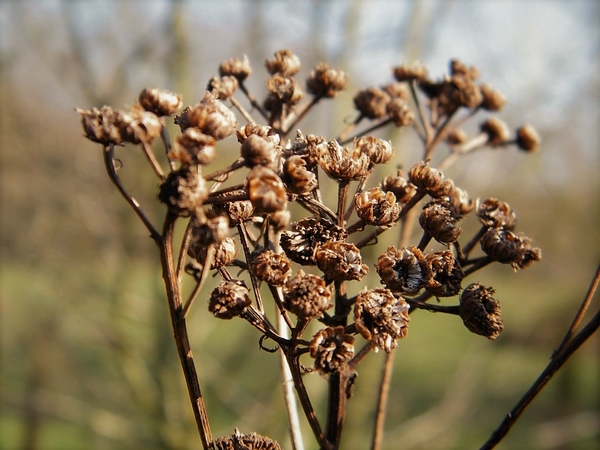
xmin=283 ymin=95 xmax=322 ymax=134
xmin=176 ymin=219 xmax=195 ymax=286
xmin=409 ymin=80 xmax=432 ymax=145
xmin=337 ymin=180 xmax=350 ymax=229
xmin=204 ymin=157 xmax=245 ymax=181
xmin=229 ymin=95 xmax=255 ymax=124
xmin=461 ymin=226 xmax=488 ymax=260
xmin=182 ymin=244 xmax=214 ymax=319
xmin=336 ymin=114 xmax=364 ymax=143
xmin=160 ymin=119 xmax=176 ymax=172
xmin=406 ymin=299 xmax=460 ymax=315
xmin=141 ymin=140 xmax=166 ymax=179
xmin=239 ymin=81 xmax=269 ymax=121
xmin=296 ymin=196 xmax=338 ymax=222
xmin=371 ymin=350 xmax=395 ymax=450
xmin=238 ymin=222 xmax=264 ymax=313
xmin=339 ymin=118 xmax=393 ymax=146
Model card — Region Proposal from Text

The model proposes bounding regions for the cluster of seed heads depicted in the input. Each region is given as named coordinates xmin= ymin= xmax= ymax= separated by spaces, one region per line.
xmin=77 ymin=49 xmax=541 ymax=448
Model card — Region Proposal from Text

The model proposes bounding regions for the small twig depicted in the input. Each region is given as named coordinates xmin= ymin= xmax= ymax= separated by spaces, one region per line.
xmin=229 ymin=95 xmax=255 ymax=124
xmin=406 ymin=299 xmax=460 ymax=315
xmin=339 ymin=118 xmax=393 ymax=146
xmin=182 ymin=244 xmax=214 ymax=319
xmin=160 ymin=119 xmax=176 ymax=172
xmin=371 ymin=349 xmax=395 ymax=450
xmin=141 ymin=140 xmax=166 ymax=179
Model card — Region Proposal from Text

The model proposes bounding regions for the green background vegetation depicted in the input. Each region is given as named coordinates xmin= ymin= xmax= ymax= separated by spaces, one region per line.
xmin=1 ymin=1 xmax=598 ymax=449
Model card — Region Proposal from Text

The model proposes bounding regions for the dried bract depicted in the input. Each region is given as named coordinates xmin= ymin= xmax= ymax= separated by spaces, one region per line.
xmin=310 ymin=326 xmax=355 ymax=375
xmin=319 ymin=140 xmax=371 ymax=181
xmin=460 ymin=283 xmax=503 ymax=339
xmin=212 ymin=431 xmax=282 ymax=450
xmin=408 ymin=161 xmax=455 ymax=198
xmin=76 ymin=106 xmax=122 ymax=145
xmin=282 ymin=155 xmax=318 ymax=195
xmin=381 ymin=170 xmax=416 ymax=204
xmin=354 ymin=136 xmax=394 ymax=166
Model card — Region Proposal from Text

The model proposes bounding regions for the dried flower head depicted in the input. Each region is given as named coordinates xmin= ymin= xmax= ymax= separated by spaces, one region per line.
xmin=408 ymin=161 xmax=455 ymax=198
xmin=479 ymin=84 xmax=506 ymax=112
xmin=265 ymin=49 xmax=301 ymax=77
xmin=446 ymin=187 xmax=475 ymax=219
xmin=481 ymin=228 xmax=527 ymax=265
xmin=209 ymin=280 xmax=252 ymax=320
xmin=138 ymin=87 xmax=182 ymax=116
xmin=310 ymin=326 xmax=355 ymax=374
xmin=446 ymin=128 xmax=468 ymax=146
xmin=353 ymin=87 xmax=391 ymax=119
xmin=236 ymin=123 xmax=281 ymax=146
xmin=392 ymin=62 xmax=429 ymax=82
xmin=382 ymin=82 xmax=410 ymax=100
xmin=115 ymin=108 xmax=163 ymax=144
xmin=250 ymin=249 xmax=292 ymax=286
xmin=480 ymin=117 xmax=510 ymax=146
xmin=207 ymin=75 xmax=239 ymax=100
xmin=515 ymin=244 xmax=542 ymax=270
xmin=76 ymin=106 xmax=122 ymax=145
xmin=319 ymin=140 xmax=371 ymax=181
xmin=315 ymin=241 xmax=369 ymax=282
xmin=219 ymin=55 xmax=252 ymax=81
xmin=354 ymin=288 xmax=410 ymax=353
xmin=210 ymin=190 xmax=255 ymax=225
xmin=189 ymin=236 xmax=237 ymax=269
xmin=460 ymin=283 xmax=503 ymax=339
xmin=355 ymin=187 xmax=401 ymax=228
xmin=182 ymin=93 xmax=237 ymax=140
xmin=424 ymin=250 xmax=464 ymax=297
xmin=241 ymin=134 xmax=280 ymax=169
xmin=266 ymin=75 xmax=303 ymax=106
xmin=246 ymin=166 xmax=287 ymax=214
xmin=189 ymin=213 xmax=230 ymax=248
xmin=419 ymin=202 xmax=462 ymax=244
xmin=171 ymin=128 xmax=216 ymax=166
xmin=375 ymin=246 xmax=428 ymax=295
xmin=476 ymin=198 xmax=517 ymax=230
xmin=381 ymin=170 xmax=416 ymax=204
xmin=212 ymin=430 xmax=282 ymax=450
xmin=516 ymin=124 xmax=541 ymax=152
xmin=282 ymin=155 xmax=318 ymax=195
xmin=283 ymin=270 xmax=332 ymax=320
xmin=354 ymin=136 xmax=394 ymax=166
xmin=286 ymin=131 xmax=328 ymax=168
xmin=280 ymin=217 xmax=348 ymax=266
xmin=387 ymin=98 xmax=415 ymax=127
xmin=306 ymin=62 xmax=348 ymax=98
xmin=158 ymin=166 xmax=208 ymax=216
xmin=268 ymin=209 xmax=291 ymax=233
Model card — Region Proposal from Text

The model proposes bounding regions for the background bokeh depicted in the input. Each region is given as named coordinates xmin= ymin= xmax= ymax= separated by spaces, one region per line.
xmin=1 ymin=1 xmax=599 ymax=449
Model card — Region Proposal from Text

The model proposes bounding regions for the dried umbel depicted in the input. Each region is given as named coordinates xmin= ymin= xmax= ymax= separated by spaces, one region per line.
xmin=212 ymin=430 xmax=282 ymax=450
xmin=315 ymin=241 xmax=369 ymax=282
xmin=460 ymin=283 xmax=503 ymax=339
xmin=419 ymin=202 xmax=462 ymax=244
xmin=209 ymin=280 xmax=252 ymax=320
xmin=353 ymin=87 xmax=391 ymax=119
xmin=310 ymin=326 xmax=355 ymax=374
xmin=319 ymin=140 xmax=371 ymax=181
xmin=409 ymin=161 xmax=455 ymax=198
xmin=283 ymin=270 xmax=332 ymax=320
xmin=246 ymin=166 xmax=287 ymax=214
xmin=476 ymin=198 xmax=517 ymax=230
xmin=280 ymin=217 xmax=348 ymax=265
xmin=376 ymin=246 xmax=427 ymax=296
xmin=306 ymin=62 xmax=348 ymax=98
xmin=250 ymin=249 xmax=292 ymax=286
xmin=138 ymin=87 xmax=182 ymax=116
xmin=355 ymin=187 xmax=401 ymax=228
xmin=354 ymin=288 xmax=410 ymax=353
xmin=158 ymin=166 xmax=208 ymax=216
xmin=424 ymin=250 xmax=464 ymax=297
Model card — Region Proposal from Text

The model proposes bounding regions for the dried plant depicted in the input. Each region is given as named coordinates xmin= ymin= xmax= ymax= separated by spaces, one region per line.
xmin=76 ymin=49 xmax=598 ymax=449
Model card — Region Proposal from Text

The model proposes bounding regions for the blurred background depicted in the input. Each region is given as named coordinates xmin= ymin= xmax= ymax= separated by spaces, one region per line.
xmin=1 ymin=1 xmax=599 ymax=449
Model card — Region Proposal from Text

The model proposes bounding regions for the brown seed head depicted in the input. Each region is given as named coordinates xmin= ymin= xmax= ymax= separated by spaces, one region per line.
xmin=268 ymin=210 xmax=291 ymax=233
xmin=354 ymin=135 xmax=394 ymax=166
xmin=450 ymin=60 xmax=479 ymax=79
xmin=250 ymin=249 xmax=292 ymax=286
xmin=138 ymin=87 xmax=182 ymax=116
xmin=219 ymin=54 xmax=252 ymax=81
xmin=387 ymin=98 xmax=415 ymax=127
xmin=392 ymin=62 xmax=429 ymax=82
xmin=76 ymin=106 xmax=122 ymax=145
xmin=309 ymin=326 xmax=355 ymax=375
xmin=158 ymin=166 xmax=208 ymax=216
xmin=115 ymin=108 xmax=163 ymax=144
xmin=353 ymin=87 xmax=391 ymax=119
xmin=185 ymin=93 xmax=237 ymax=140
xmin=319 ymin=140 xmax=371 ymax=181
xmin=285 ymin=131 xmax=327 ymax=168
xmin=381 ymin=170 xmax=416 ymax=204
xmin=171 ymin=128 xmax=216 ymax=166
xmin=446 ymin=187 xmax=475 ymax=219
xmin=189 ymin=236 xmax=237 ymax=269
xmin=481 ymin=228 xmax=527 ymax=265
xmin=266 ymin=75 xmax=304 ymax=106
xmin=189 ymin=213 xmax=230 ymax=248
xmin=283 ymin=270 xmax=332 ymax=320
xmin=207 ymin=75 xmax=239 ymax=100
xmin=479 ymin=84 xmax=507 ymax=112
xmin=282 ymin=155 xmax=318 ymax=195
xmin=241 ymin=134 xmax=280 ymax=169
xmin=516 ymin=124 xmax=541 ymax=152
xmin=355 ymin=187 xmax=401 ymax=228
xmin=419 ymin=202 xmax=462 ymax=244
xmin=211 ymin=189 xmax=255 ymax=225
xmin=212 ymin=431 xmax=282 ymax=450
xmin=514 ymin=244 xmax=542 ymax=270
xmin=480 ymin=117 xmax=510 ymax=146
xmin=315 ymin=241 xmax=369 ymax=282
xmin=306 ymin=62 xmax=348 ymax=98
xmin=476 ymin=198 xmax=517 ymax=229
xmin=382 ymin=82 xmax=410 ymax=100
xmin=375 ymin=245 xmax=428 ymax=296
xmin=460 ymin=283 xmax=503 ymax=339
xmin=354 ymin=288 xmax=410 ymax=353
xmin=236 ymin=123 xmax=281 ymax=146
xmin=408 ymin=161 xmax=455 ymax=198
xmin=246 ymin=166 xmax=287 ymax=214
xmin=209 ymin=280 xmax=251 ymax=320
xmin=446 ymin=128 xmax=468 ymax=146
xmin=265 ymin=49 xmax=301 ymax=77
xmin=424 ymin=250 xmax=464 ymax=297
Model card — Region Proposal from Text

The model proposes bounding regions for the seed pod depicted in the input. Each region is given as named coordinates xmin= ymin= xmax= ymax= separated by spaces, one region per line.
xmin=446 ymin=187 xmax=475 ymax=218
xmin=353 ymin=87 xmax=391 ymax=119
xmin=236 ymin=123 xmax=280 ymax=147
xmin=209 ymin=280 xmax=251 ymax=320
xmin=375 ymin=246 xmax=428 ymax=296
xmin=138 ymin=87 xmax=182 ymax=116
xmin=392 ymin=62 xmax=429 ymax=82
xmin=189 ymin=236 xmax=237 ymax=269
xmin=479 ymin=84 xmax=506 ymax=112
xmin=319 ymin=140 xmax=371 ymax=181
xmin=408 ymin=161 xmax=455 ymax=198
xmin=265 ymin=49 xmax=301 ymax=77
xmin=211 ymin=190 xmax=255 ymax=225
xmin=315 ymin=240 xmax=369 ymax=282
xmin=516 ymin=124 xmax=541 ymax=152
xmin=158 ymin=166 xmax=207 ymax=216
xmin=115 ymin=108 xmax=162 ymax=144
xmin=206 ymin=75 xmax=239 ymax=100
xmin=381 ymin=170 xmax=416 ymax=204
xmin=185 ymin=93 xmax=237 ymax=140
xmin=354 ymin=136 xmax=394 ymax=166
xmin=246 ymin=166 xmax=287 ymax=214
xmin=266 ymin=75 xmax=303 ymax=105
xmin=282 ymin=155 xmax=318 ymax=195
xmin=171 ymin=128 xmax=216 ymax=166
xmin=219 ymin=54 xmax=252 ymax=81
xmin=446 ymin=128 xmax=468 ymax=146
xmin=460 ymin=283 xmax=503 ymax=339
xmin=387 ymin=98 xmax=415 ymax=127
xmin=476 ymin=198 xmax=517 ymax=230
xmin=310 ymin=326 xmax=355 ymax=375
xmin=286 ymin=131 xmax=327 ymax=168
xmin=76 ymin=106 xmax=122 ymax=145
xmin=189 ymin=213 xmax=229 ymax=248
xmin=419 ymin=202 xmax=462 ymax=244
xmin=283 ymin=270 xmax=332 ymax=320
xmin=424 ymin=250 xmax=464 ymax=297
xmin=481 ymin=228 xmax=527 ymax=265
xmin=480 ymin=117 xmax=510 ymax=146
xmin=306 ymin=62 xmax=348 ymax=98
xmin=250 ymin=249 xmax=292 ymax=286
xmin=354 ymin=287 xmax=410 ymax=353
xmin=241 ymin=134 xmax=280 ymax=169
xmin=355 ymin=187 xmax=401 ymax=228
xmin=382 ymin=82 xmax=409 ymax=100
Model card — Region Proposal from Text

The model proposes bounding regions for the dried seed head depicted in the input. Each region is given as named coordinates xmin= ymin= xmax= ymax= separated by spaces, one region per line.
xmin=450 ymin=59 xmax=480 ymax=79
xmin=286 ymin=131 xmax=327 ymax=168
xmin=236 ymin=123 xmax=281 ymax=147
xmin=76 ymin=106 xmax=122 ymax=145
xmin=189 ymin=236 xmax=237 ymax=269
xmin=211 ymin=190 xmax=255 ymax=225
xmin=158 ymin=166 xmax=207 ymax=216
xmin=353 ymin=87 xmax=391 ymax=119
xmin=446 ymin=128 xmax=468 ymax=146
xmin=171 ymin=128 xmax=216 ymax=166
xmin=387 ymin=98 xmax=415 ymax=127
xmin=480 ymin=117 xmax=510 ymax=146
xmin=219 ymin=54 xmax=252 ymax=81
xmin=424 ymin=250 xmax=464 ymax=297
xmin=392 ymin=62 xmax=429 ymax=82
xmin=266 ymin=75 xmax=303 ymax=106
xmin=476 ymin=198 xmax=517 ymax=229
xmin=212 ymin=431 xmax=282 ymax=450
xmin=446 ymin=187 xmax=475 ymax=218
xmin=250 ymin=249 xmax=292 ymax=286
xmin=375 ymin=245 xmax=428 ymax=295
xmin=280 ymin=217 xmax=348 ymax=266
xmin=282 ymin=155 xmax=318 ymax=195
xmin=355 ymin=187 xmax=401 ymax=228
xmin=265 ymin=49 xmax=301 ymax=77
xmin=189 ymin=213 xmax=230 ymax=248
xmin=408 ymin=161 xmax=455 ymax=198
xmin=184 ymin=93 xmax=237 ymax=140
xmin=207 ymin=75 xmax=239 ymax=100
xmin=138 ymin=87 xmax=182 ymax=116
xmin=306 ymin=62 xmax=348 ymax=98
xmin=268 ymin=210 xmax=291 ymax=232
xmin=115 ymin=108 xmax=163 ymax=144
xmin=354 ymin=136 xmax=394 ymax=166
xmin=315 ymin=241 xmax=369 ymax=282
xmin=246 ymin=166 xmax=287 ymax=214
xmin=515 ymin=245 xmax=542 ymax=270
xmin=419 ymin=202 xmax=462 ymax=244
xmin=479 ymin=84 xmax=507 ymax=112
xmin=354 ymin=288 xmax=410 ymax=353
xmin=309 ymin=326 xmax=355 ymax=375
xmin=209 ymin=280 xmax=251 ymax=320
xmin=480 ymin=228 xmax=527 ymax=265
xmin=283 ymin=270 xmax=332 ymax=320
xmin=319 ymin=140 xmax=371 ymax=181
xmin=516 ymin=124 xmax=541 ymax=152
xmin=241 ymin=134 xmax=280 ymax=169
xmin=460 ymin=283 xmax=503 ymax=339
xmin=382 ymin=82 xmax=409 ymax=100
xmin=381 ymin=170 xmax=416 ymax=204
